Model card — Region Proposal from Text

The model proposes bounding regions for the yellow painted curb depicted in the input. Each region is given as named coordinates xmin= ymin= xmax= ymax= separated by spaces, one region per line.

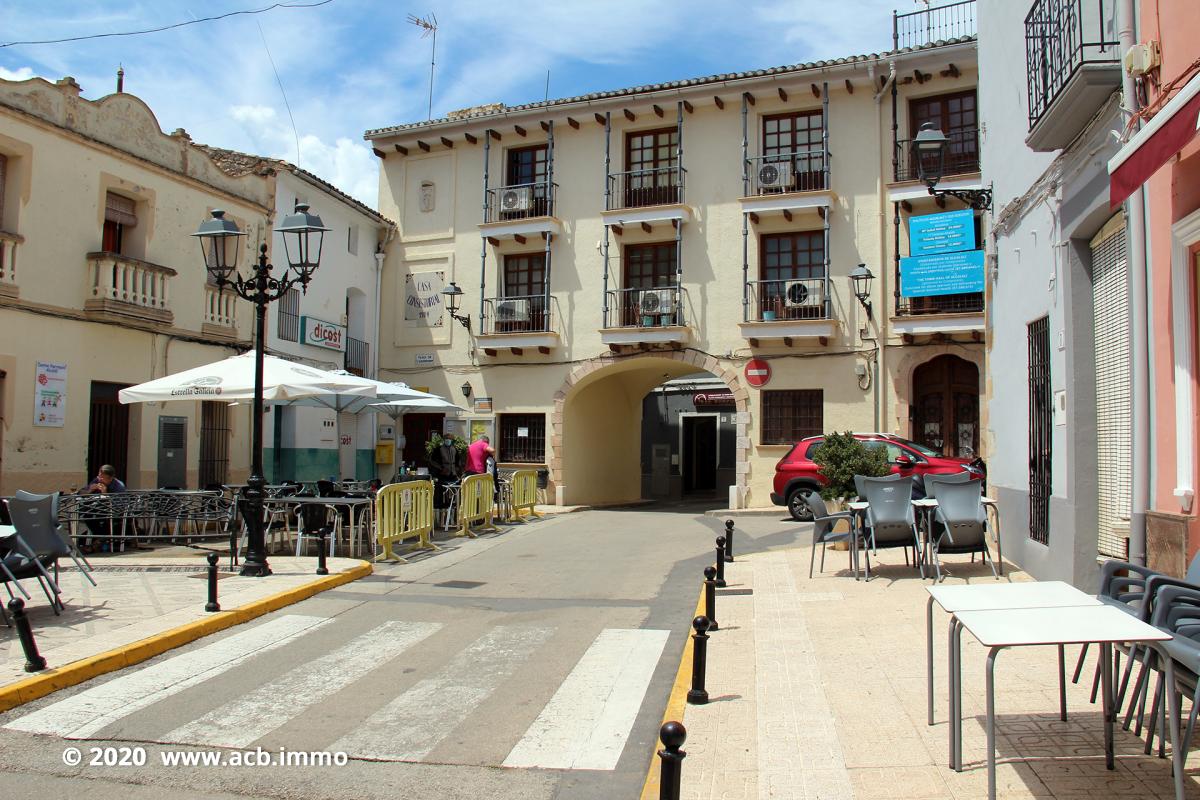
xmin=0 ymin=561 xmax=372 ymax=714
xmin=640 ymin=585 xmax=706 ymax=800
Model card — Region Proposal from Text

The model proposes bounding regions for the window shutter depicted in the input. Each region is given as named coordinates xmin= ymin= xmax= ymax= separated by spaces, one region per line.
xmin=104 ymin=192 xmax=138 ymax=227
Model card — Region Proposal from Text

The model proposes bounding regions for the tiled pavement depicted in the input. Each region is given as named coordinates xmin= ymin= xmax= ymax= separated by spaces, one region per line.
xmin=679 ymin=535 xmax=1200 ymax=799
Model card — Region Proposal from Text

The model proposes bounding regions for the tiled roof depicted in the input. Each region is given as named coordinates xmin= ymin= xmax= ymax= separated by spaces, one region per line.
xmin=364 ymin=35 xmax=976 ymax=140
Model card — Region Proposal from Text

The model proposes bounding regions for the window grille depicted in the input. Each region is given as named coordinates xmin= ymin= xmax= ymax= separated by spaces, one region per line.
xmin=1028 ymin=316 xmax=1052 ymax=545
xmin=761 ymin=389 xmax=823 ymax=445
xmin=499 ymin=414 xmax=546 ymax=463
xmin=199 ymin=401 xmax=231 ymax=489
xmin=277 ymin=288 xmax=300 ymax=342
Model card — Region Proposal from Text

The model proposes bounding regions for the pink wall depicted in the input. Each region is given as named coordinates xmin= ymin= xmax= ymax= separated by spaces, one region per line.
xmin=1144 ymin=0 xmax=1200 ymax=555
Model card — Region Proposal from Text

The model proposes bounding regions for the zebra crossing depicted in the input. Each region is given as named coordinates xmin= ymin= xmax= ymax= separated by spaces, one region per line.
xmin=2 ymin=614 xmax=673 ymax=771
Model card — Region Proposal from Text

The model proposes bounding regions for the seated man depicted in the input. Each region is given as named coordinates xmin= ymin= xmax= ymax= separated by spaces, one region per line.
xmin=79 ymin=464 xmax=126 ymax=552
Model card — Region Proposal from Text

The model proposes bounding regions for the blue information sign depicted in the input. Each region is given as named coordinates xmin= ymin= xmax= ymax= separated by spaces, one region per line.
xmin=900 ymin=250 xmax=986 ymax=297
xmin=909 ymin=209 xmax=975 ymax=256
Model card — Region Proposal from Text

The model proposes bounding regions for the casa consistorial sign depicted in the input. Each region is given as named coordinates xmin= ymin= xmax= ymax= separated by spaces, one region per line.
xmin=405 ymin=271 xmax=445 ymax=327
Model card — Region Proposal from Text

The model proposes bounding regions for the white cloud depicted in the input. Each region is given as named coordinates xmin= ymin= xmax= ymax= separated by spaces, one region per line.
xmin=0 ymin=66 xmax=34 ymax=81
xmin=228 ymin=104 xmax=277 ymax=125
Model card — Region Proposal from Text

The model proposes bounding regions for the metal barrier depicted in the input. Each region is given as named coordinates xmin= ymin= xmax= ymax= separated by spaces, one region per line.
xmin=375 ymin=480 xmax=436 ymax=561
xmin=458 ymin=473 xmax=498 ymax=538
xmin=508 ymin=469 xmax=541 ymax=522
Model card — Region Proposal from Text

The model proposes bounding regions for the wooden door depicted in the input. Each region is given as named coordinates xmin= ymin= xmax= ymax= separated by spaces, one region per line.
xmin=911 ymin=355 xmax=979 ymax=457
xmin=401 ymin=413 xmax=444 ymax=467
xmin=87 ymin=381 xmax=131 ymax=484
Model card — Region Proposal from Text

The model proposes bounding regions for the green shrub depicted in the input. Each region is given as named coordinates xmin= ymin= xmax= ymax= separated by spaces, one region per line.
xmin=423 ymin=432 xmax=468 ymax=458
xmin=812 ymin=431 xmax=891 ymax=500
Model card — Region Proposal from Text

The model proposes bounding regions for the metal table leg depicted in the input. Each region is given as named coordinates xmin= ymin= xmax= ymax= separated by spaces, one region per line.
xmin=986 ymin=646 xmax=1002 ymax=800
xmin=1058 ymin=644 xmax=1068 ymax=721
xmin=1101 ymin=642 xmax=1114 ymax=769
xmin=954 ymin=619 xmax=965 ymax=771
xmin=927 ymin=595 xmax=936 ymax=726
xmin=949 ymin=615 xmax=959 ymax=769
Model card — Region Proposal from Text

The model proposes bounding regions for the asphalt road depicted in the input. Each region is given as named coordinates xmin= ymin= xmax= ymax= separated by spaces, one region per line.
xmin=0 ymin=506 xmax=803 ymax=800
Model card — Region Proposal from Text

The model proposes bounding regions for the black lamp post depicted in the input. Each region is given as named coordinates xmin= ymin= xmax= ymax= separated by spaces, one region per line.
xmin=850 ymin=263 xmax=874 ymax=320
xmin=192 ymin=205 xmax=329 ymax=577
xmin=912 ymin=121 xmax=992 ymax=211
xmin=442 ymin=281 xmax=471 ymax=329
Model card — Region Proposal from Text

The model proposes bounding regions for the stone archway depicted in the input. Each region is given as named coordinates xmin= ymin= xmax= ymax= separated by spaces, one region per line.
xmin=548 ymin=351 xmax=749 ymax=507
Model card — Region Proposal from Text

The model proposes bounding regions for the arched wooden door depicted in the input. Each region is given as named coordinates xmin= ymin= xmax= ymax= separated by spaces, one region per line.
xmin=911 ymin=355 xmax=979 ymax=457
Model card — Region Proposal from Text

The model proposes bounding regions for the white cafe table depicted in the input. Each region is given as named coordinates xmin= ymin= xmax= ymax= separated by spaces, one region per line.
xmin=926 ymin=582 xmax=1100 ymax=770
xmin=952 ymin=604 xmax=1179 ymax=800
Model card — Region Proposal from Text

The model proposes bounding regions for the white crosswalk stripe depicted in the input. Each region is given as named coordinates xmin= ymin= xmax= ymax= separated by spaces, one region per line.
xmin=503 ymin=628 xmax=670 ymax=770
xmin=165 ymin=620 xmax=443 ymax=748
xmin=5 ymin=615 xmax=330 ymax=739
xmin=332 ymin=624 xmax=554 ymax=761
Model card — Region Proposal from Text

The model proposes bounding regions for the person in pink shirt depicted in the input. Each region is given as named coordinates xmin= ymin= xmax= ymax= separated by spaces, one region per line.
xmin=465 ymin=434 xmax=495 ymax=475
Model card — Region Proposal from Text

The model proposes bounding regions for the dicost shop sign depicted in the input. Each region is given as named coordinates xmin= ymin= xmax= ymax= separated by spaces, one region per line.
xmin=300 ymin=316 xmax=346 ymax=352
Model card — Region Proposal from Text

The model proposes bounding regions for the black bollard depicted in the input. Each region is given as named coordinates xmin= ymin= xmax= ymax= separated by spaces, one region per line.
xmin=204 ymin=552 xmax=221 ymax=612
xmin=8 ymin=598 xmax=47 ymax=672
xmin=316 ymin=525 xmax=330 ymax=576
xmin=657 ymin=720 xmax=687 ymax=800
xmin=714 ymin=537 xmax=727 ymax=587
xmin=703 ymin=566 xmax=719 ymax=631
xmin=723 ymin=520 xmax=735 ymax=562
xmin=687 ymin=615 xmax=711 ymax=705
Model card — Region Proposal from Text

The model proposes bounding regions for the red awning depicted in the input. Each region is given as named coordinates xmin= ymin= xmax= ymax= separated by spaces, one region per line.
xmin=1109 ymin=73 xmax=1200 ymax=206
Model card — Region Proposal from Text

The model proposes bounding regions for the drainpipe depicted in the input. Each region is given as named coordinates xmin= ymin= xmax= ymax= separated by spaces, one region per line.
xmin=1119 ymin=0 xmax=1148 ymax=566
xmin=873 ymin=60 xmax=895 ymax=435
xmin=742 ymin=92 xmax=749 ymax=323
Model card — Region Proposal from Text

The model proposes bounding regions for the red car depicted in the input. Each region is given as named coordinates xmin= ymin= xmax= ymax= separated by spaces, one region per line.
xmin=770 ymin=432 xmax=985 ymax=521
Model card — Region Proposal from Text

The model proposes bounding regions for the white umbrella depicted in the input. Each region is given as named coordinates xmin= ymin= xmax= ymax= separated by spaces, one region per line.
xmin=271 ymin=372 xmax=439 ymax=414
xmin=371 ymin=396 xmax=467 ymax=415
xmin=118 ymin=353 xmax=378 ymax=404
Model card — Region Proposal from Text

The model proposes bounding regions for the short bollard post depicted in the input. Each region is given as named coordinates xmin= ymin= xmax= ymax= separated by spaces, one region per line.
xmin=657 ymin=720 xmax=687 ymax=800
xmin=687 ymin=615 xmax=711 ymax=705
xmin=703 ymin=565 xmax=719 ymax=631
xmin=714 ymin=537 xmax=727 ymax=588
xmin=8 ymin=598 xmax=47 ymax=673
xmin=204 ymin=552 xmax=221 ymax=612
xmin=723 ymin=519 xmax=735 ymax=562
xmin=316 ymin=526 xmax=330 ymax=576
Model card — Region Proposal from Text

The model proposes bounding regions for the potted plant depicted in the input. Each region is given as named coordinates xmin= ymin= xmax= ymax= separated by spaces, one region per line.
xmin=424 ymin=432 xmax=468 ymax=461
xmin=811 ymin=431 xmax=891 ymax=510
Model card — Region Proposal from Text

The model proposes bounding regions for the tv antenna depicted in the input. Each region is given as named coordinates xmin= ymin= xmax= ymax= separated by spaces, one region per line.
xmin=408 ymin=13 xmax=438 ymax=121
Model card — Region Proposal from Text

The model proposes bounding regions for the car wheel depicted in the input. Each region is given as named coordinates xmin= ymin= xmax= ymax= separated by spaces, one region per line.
xmin=787 ymin=489 xmax=814 ymax=521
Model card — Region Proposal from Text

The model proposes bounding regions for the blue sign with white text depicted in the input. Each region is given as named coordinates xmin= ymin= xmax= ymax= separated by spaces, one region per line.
xmin=900 ymin=250 xmax=986 ymax=297
xmin=909 ymin=209 xmax=975 ymax=256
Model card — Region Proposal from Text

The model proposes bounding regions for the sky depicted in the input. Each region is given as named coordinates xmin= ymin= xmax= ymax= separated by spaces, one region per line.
xmin=0 ymin=0 xmax=911 ymax=207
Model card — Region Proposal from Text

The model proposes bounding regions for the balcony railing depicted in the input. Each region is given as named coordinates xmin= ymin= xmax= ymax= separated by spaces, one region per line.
xmin=1025 ymin=0 xmax=1119 ymax=130
xmin=894 ymin=129 xmax=981 ymax=182
xmin=345 ymin=337 xmax=370 ymax=376
xmin=745 ymin=150 xmax=827 ymax=196
xmin=203 ymin=284 xmax=236 ymax=328
xmin=85 ymin=251 xmax=174 ymax=321
xmin=484 ymin=181 xmax=556 ymax=223
xmin=896 ymin=292 xmax=984 ymax=316
xmin=606 ymin=166 xmax=686 ymax=210
xmin=0 ymin=230 xmax=21 ymax=293
xmin=481 ymin=294 xmax=552 ymax=335
xmin=605 ymin=286 xmax=684 ymax=328
xmin=893 ymin=0 xmax=976 ymax=50
xmin=745 ymin=278 xmax=831 ymax=322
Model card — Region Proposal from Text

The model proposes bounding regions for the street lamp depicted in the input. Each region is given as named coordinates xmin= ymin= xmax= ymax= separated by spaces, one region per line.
xmin=849 ymin=263 xmax=874 ymax=320
xmin=911 ymin=121 xmax=992 ymax=211
xmin=461 ymin=382 xmax=472 ymax=399
xmin=441 ymin=281 xmax=471 ymax=329
xmin=192 ymin=205 xmax=329 ymax=577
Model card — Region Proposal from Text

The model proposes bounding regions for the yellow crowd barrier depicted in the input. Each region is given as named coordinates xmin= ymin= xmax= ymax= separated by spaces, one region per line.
xmin=375 ymin=480 xmax=437 ymax=561
xmin=508 ymin=469 xmax=542 ymax=522
xmin=458 ymin=473 xmax=499 ymax=538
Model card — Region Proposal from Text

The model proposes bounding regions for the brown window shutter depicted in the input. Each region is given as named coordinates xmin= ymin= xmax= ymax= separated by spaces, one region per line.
xmin=104 ymin=191 xmax=138 ymax=227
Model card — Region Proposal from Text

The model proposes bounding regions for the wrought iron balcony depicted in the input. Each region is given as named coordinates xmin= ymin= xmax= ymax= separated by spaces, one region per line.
xmin=481 ymin=294 xmax=552 ymax=335
xmin=894 ymin=129 xmax=980 ymax=183
xmin=605 ymin=286 xmax=685 ymax=328
xmin=1025 ymin=0 xmax=1120 ymax=149
xmin=745 ymin=151 xmax=827 ymax=196
xmin=345 ymin=336 xmax=370 ymax=377
xmin=606 ymin=166 xmax=686 ymax=210
xmin=484 ymin=181 xmax=556 ymax=223
xmin=896 ymin=292 xmax=984 ymax=316
xmin=893 ymin=0 xmax=976 ymax=49
xmin=745 ymin=278 xmax=831 ymax=322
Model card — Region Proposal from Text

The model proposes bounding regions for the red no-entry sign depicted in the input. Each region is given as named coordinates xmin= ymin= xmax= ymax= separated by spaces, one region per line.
xmin=744 ymin=358 xmax=771 ymax=388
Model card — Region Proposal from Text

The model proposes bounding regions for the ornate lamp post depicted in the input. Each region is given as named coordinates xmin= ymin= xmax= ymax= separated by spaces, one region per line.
xmin=849 ymin=262 xmax=875 ymax=320
xmin=192 ymin=205 xmax=329 ymax=576
xmin=441 ymin=281 xmax=472 ymax=329
xmin=911 ymin=121 xmax=992 ymax=211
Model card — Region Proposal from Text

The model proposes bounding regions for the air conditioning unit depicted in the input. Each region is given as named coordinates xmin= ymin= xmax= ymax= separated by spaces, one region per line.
xmin=495 ymin=298 xmax=530 ymax=322
xmin=499 ymin=186 xmax=533 ymax=212
xmin=783 ymin=280 xmax=823 ymax=309
xmin=639 ymin=288 xmax=677 ymax=315
xmin=758 ymin=161 xmax=794 ymax=190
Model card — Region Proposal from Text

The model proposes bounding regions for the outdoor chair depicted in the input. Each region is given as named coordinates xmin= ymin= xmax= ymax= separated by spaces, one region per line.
xmin=1141 ymin=584 xmax=1200 ymax=764
xmin=263 ymin=484 xmax=301 ymax=551
xmin=926 ymin=479 xmax=997 ymax=582
xmin=0 ymin=527 xmax=62 ymax=615
xmin=853 ymin=473 xmax=903 ymax=556
xmin=858 ymin=476 xmax=923 ymax=579
xmin=295 ymin=503 xmax=340 ymax=558
xmin=923 ymin=471 xmax=973 ymax=497
xmin=802 ymin=492 xmax=857 ymax=579
xmin=7 ymin=493 xmax=97 ymax=590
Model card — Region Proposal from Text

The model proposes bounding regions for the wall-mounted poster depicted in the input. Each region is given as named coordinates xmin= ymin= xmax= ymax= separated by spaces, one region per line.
xmin=34 ymin=361 xmax=67 ymax=427
xmin=405 ymin=271 xmax=445 ymax=326
xmin=469 ymin=419 xmax=493 ymax=442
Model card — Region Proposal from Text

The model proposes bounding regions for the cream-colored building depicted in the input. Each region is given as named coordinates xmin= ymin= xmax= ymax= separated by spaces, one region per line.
xmin=367 ymin=32 xmax=985 ymax=508
xmin=0 ymin=75 xmax=273 ymax=494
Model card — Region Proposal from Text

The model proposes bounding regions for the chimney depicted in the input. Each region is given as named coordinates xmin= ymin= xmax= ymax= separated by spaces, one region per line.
xmin=116 ymin=65 xmax=124 ymax=93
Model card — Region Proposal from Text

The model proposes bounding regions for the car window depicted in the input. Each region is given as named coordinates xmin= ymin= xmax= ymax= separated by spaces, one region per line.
xmin=804 ymin=440 xmax=823 ymax=459
xmin=864 ymin=441 xmax=906 ymax=462
xmin=891 ymin=437 xmax=940 ymax=458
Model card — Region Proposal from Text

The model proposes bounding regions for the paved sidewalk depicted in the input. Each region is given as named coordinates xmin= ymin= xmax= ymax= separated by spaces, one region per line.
xmin=677 ymin=524 xmax=1200 ymax=799
xmin=1 ymin=554 xmax=366 ymax=692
